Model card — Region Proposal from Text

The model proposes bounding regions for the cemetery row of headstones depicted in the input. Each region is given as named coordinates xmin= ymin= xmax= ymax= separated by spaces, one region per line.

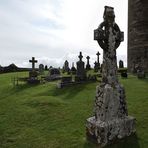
xmin=13 ymin=51 xmax=130 ymax=86
xmin=58 ymin=52 xmax=98 ymax=88
xmin=14 ymin=51 xmax=102 ymax=86
xmin=61 ymin=51 xmax=101 ymax=73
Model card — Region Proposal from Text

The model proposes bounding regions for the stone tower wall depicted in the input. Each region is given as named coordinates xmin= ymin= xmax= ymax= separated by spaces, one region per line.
xmin=128 ymin=0 xmax=148 ymax=72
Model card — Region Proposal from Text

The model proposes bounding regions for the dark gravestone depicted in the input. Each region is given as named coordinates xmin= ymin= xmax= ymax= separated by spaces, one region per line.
xmin=100 ymin=63 xmax=103 ymax=73
xmin=71 ymin=62 xmax=76 ymax=74
xmin=86 ymin=6 xmax=135 ymax=147
xmin=63 ymin=60 xmax=70 ymax=73
xmin=121 ymin=72 xmax=128 ymax=78
xmin=119 ymin=60 xmax=124 ymax=68
xmin=86 ymin=56 xmax=91 ymax=70
xmin=39 ymin=64 xmax=44 ymax=75
xmin=94 ymin=61 xmax=99 ymax=72
xmin=96 ymin=51 xmax=100 ymax=67
xmin=76 ymin=52 xmax=86 ymax=81
xmin=45 ymin=65 xmax=48 ymax=70
xmin=94 ymin=51 xmax=101 ymax=72
xmin=46 ymin=68 xmax=61 ymax=81
xmin=57 ymin=76 xmax=73 ymax=88
xmin=50 ymin=68 xmax=60 ymax=75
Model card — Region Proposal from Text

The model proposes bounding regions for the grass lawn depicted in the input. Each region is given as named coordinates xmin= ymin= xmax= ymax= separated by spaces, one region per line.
xmin=0 ymin=72 xmax=148 ymax=148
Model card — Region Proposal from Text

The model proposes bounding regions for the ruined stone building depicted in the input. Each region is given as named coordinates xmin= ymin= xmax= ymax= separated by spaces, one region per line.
xmin=128 ymin=0 xmax=148 ymax=72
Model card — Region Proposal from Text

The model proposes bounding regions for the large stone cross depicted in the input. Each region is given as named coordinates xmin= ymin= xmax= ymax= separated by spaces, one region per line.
xmin=94 ymin=6 xmax=124 ymax=84
xmin=94 ymin=6 xmax=124 ymax=51
xmin=86 ymin=6 xmax=136 ymax=147
xmin=29 ymin=57 xmax=38 ymax=70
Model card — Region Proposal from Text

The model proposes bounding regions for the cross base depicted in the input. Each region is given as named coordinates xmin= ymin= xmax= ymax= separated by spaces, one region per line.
xmin=86 ymin=116 xmax=136 ymax=147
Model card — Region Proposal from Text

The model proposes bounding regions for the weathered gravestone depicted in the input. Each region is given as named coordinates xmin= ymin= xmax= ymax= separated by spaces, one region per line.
xmin=96 ymin=51 xmax=100 ymax=67
xmin=75 ymin=52 xmax=86 ymax=81
xmin=63 ymin=60 xmax=70 ymax=73
xmin=71 ymin=62 xmax=76 ymax=74
xmin=86 ymin=6 xmax=136 ymax=147
xmin=119 ymin=60 xmax=124 ymax=68
xmin=86 ymin=56 xmax=91 ymax=70
xmin=39 ymin=64 xmax=44 ymax=75
xmin=94 ymin=61 xmax=99 ymax=72
xmin=28 ymin=57 xmax=40 ymax=84
xmin=121 ymin=71 xmax=128 ymax=78
xmin=45 ymin=65 xmax=48 ymax=70
xmin=46 ymin=68 xmax=61 ymax=81
xmin=57 ymin=76 xmax=73 ymax=88
xmin=100 ymin=63 xmax=103 ymax=73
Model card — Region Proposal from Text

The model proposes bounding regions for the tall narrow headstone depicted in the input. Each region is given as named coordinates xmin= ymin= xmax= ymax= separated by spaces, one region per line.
xmin=86 ymin=56 xmax=91 ymax=70
xmin=94 ymin=61 xmax=99 ymax=72
xmin=96 ymin=51 xmax=100 ymax=66
xmin=86 ymin=6 xmax=136 ymax=147
xmin=71 ymin=62 xmax=76 ymax=74
xmin=63 ymin=60 xmax=70 ymax=73
xmin=76 ymin=52 xmax=86 ymax=80
xmin=119 ymin=60 xmax=124 ymax=68
xmin=94 ymin=51 xmax=101 ymax=72
xmin=39 ymin=64 xmax=44 ymax=75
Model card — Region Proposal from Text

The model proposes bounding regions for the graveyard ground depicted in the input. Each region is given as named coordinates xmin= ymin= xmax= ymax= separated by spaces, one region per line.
xmin=0 ymin=72 xmax=148 ymax=148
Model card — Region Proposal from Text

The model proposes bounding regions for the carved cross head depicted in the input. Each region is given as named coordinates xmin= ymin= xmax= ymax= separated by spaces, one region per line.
xmin=94 ymin=6 xmax=124 ymax=50
xmin=103 ymin=6 xmax=115 ymax=26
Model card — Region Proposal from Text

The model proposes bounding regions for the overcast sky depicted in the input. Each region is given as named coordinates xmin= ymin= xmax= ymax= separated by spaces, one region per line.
xmin=0 ymin=0 xmax=128 ymax=68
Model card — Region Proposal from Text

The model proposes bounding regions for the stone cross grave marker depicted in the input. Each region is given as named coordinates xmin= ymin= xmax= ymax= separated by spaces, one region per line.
xmin=86 ymin=56 xmax=91 ymax=70
xmin=86 ymin=6 xmax=136 ymax=147
xmin=29 ymin=57 xmax=37 ymax=70
xmin=76 ymin=52 xmax=86 ymax=81
xmin=96 ymin=51 xmax=100 ymax=64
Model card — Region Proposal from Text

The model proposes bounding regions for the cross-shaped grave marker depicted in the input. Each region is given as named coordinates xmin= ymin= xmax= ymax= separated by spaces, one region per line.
xmin=78 ymin=52 xmax=83 ymax=61
xmin=29 ymin=57 xmax=38 ymax=70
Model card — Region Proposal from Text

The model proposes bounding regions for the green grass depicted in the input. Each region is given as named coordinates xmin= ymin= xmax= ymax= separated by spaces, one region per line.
xmin=0 ymin=72 xmax=148 ymax=148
